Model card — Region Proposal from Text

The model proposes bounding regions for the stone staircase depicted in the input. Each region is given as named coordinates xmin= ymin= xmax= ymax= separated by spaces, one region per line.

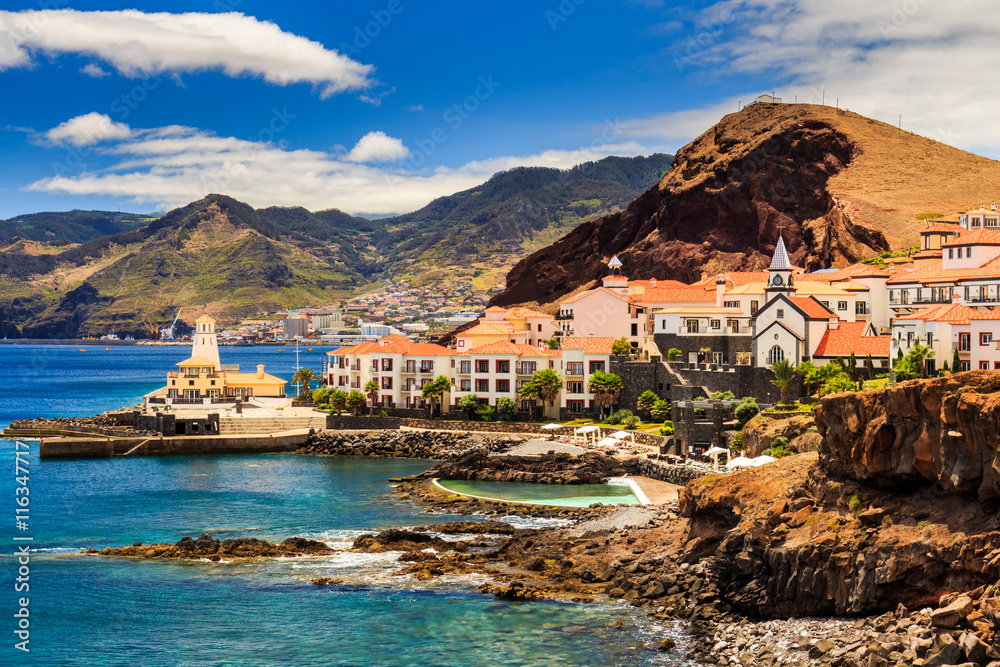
xmin=218 ymin=413 xmax=327 ymax=434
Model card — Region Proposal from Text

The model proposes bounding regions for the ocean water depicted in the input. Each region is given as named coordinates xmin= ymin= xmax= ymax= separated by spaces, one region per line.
xmin=0 ymin=345 xmax=688 ymax=666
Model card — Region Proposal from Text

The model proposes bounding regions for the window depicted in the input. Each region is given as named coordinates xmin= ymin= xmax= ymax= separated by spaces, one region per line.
xmin=519 ymin=361 xmax=537 ymax=375
xmin=496 ymin=379 xmax=510 ymax=393
xmin=406 ymin=378 xmax=416 ymax=390
xmin=568 ymin=400 xmax=585 ymax=413
xmin=661 ymin=319 xmax=667 ymax=331
xmin=966 ymin=287 xmax=971 ymax=301
xmin=210 ymin=380 xmax=216 ymax=386
xmin=727 ymin=319 xmax=740 ymax=331
xmin=420 ymin=361 xmax=434 ymax=373
xmin=188 ymin=380 xmax=195 ymax=386
xmin=537 ymin=324 xmax=542 ymax=332
xmin=458 ymin=340 xmax=465 ymax=348
xmin=838 ymin=301 xmax=848 ymax=311
xmin=960 ymin=333 xmax=971 ymax=351
xmin=927 ymin=332 xmax=934 ymax=346
xmin=750 ymin=300 xmax=759 ymax=314
xmin=475 ymin=360 xmax=489 ymax=373
xmin=973 ymin=217 xmax=982 ymax=228
xmin=724 ymin=300 xmax=740 ymax=308
xmin=567 ymin=381 xmax=583 ymax=394
xmin=631 ymin=323 xmax=638 ymax=336
xmin=710 ymin=319 xmax=721 ymax=330
xmin=184 ymin=389 xmax=198 ymax=399
xmin=460 ymin=380 xmax=471 ymax=391
xmin=686 ymin=320 xmax=699 ymax=334
xmin=589 ymin=361 xmax=605 ymax=373
xmin=856 ymin=302 xmax=868 ymax=315
xmin=768 ymin=345 xmax=784 ymax=364
xmin=460 ymin=361 xmax=471 ymax=374
xmin=567 ymin=362 xmax=583 ymax=375
xmin=961 ymin=361 xmax=971 ymax=371
xmin=949 ymin=248 xmax=954 ymax=259
xmin=405 ymin=360 xmax=416 ymax=373
xmin=381 ymin=359 xmax=393 ymax=371
xmin=776 ymin=309 xmax=784 ymax=319
xmin=967 ymin=247 xmax=972 ymax=258
xmin=381 ymin=377 xmax=392 ymax=389
xmin=981 ymin=361 xmax=991 ymax=370
xmin=496 ymin=360 xmax=510 ymax=373
xmin=371 ymin=360 xmax=378 ymax=370
xmin=475 ymin=379 xmax=489 ymax=392
xmin=981 ymin=332 xmax=993 ymax=346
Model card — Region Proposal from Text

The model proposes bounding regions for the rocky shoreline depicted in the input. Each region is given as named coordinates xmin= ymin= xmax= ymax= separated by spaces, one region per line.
xmin=86 ymin=533 xmax=334 ymax=561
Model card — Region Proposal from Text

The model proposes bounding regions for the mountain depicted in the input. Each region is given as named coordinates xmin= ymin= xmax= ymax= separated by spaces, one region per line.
xmin=491 ymin=103 xmax=1000 ymax=307
xmin=374 ymin=154 xmax=673 ymax=287
xmin=0 ymin=154 xmax=673 ymax=338
xmin=0 ymin=195 xmax=367 ymax=338
xmin=0 ymin=210 xmax=157 ymax=244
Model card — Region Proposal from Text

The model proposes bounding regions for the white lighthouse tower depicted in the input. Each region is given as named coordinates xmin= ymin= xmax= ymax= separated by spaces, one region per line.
xmin=191 ymin=314 xmax=221 ymax=371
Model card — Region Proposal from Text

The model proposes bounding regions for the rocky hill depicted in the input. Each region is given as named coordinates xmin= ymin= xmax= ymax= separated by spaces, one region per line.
xmin=493 ymin=103 xmax=1000 ymax=307
xmin=0 ymin=209 xmax=156 ymax=244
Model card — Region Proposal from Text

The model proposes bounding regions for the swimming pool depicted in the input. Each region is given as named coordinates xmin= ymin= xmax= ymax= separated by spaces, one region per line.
xmin=434 ymin=478 xmax=643 ymax=507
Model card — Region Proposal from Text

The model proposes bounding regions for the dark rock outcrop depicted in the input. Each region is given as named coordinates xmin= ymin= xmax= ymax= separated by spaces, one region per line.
xmin=816 ymin=370 xmax=1000 ymax=500
xmin=418 ymin=450 xmax=630 ymax=485
xmin=88 ymin=533 xmax=334 ymax=560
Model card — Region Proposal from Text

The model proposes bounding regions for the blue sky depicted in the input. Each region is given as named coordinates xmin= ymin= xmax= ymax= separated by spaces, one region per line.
xmin=2 ymin=0 xmax=999 ymax=218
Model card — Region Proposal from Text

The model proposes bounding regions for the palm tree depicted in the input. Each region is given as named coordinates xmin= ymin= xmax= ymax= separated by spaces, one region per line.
xmin=794 ymin=361 xmax=816 ymax=396
xmin=588 ymin=370 xmax=623 ymax=419
xmin=769 ymin=358 xmax=795 ymax=405
xmin=529 ymin=369 xmax=562 ymax=419
xmin=636 ymin=390 xmax=658 ymax=415
xmin=329 ymin=389 xmax=347 ymax=415
xmin=292 ymin=368 xmax=319 ymax=397
xmin=363 ymin=379 xmax=380 ymax=413
xmin=907 ymin=343 xmax=935 ymax=379
xmin=517 ymin=381 xmax=540 ymax=417
xmin=421 ymin=375 xmax=452 ymax=418
xmin=823 ymin=374 xmax=859 ymax=396
xmin=345 ymin=390 xmax=367 ymax=416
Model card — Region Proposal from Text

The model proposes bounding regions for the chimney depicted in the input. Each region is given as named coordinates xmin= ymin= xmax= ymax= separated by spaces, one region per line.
xmin=716 ymin=275 xmax=726 ymax=307
xmin=701 ymin=272 xmax=708 ymax=280
xmin=650 ymin=278 xmax=657 ymax=287
xmin=256 ymin=364 xmax=265 ymax=379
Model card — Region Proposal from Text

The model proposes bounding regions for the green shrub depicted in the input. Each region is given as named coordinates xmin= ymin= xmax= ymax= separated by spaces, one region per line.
xmin=734 ymin=397 xmax=760 ymax=428
xmin=659 ymin=421 xmax=674 ymax=436
xmin=917 ymin=520 xmax=928 ymax=530
xmin=710 ymin=390 xmax=735 ymax=400
xmin=318 ymin=403 xmax=331 ymax=411
xmin=667 ymin=348 xmax=682 ymax=360
xmin=649 ymin=400 xmax=671 ymax=422
xmin=476 ymin=404 xmax=495 ymax=422
xmin=766 ymin=437 xmax=790 ymax=458
xmin=605 ymin=409 xmax=634 ymax=425
xmin=457 ymin=394 xmax=480 ymax=420
xmin=849 ymin=494 xmax=863 ymax=516
xmin=496 ymin=397 xmax=517 ymax=422
xmin=622 ymin=415 xmax=639 ymax=428
xmin=730 ymin=432 xmax=743 ymax=452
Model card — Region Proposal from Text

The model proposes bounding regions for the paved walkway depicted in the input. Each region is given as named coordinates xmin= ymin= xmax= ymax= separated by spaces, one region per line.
xmin=629 ymin=476 xmax=682 ymax=505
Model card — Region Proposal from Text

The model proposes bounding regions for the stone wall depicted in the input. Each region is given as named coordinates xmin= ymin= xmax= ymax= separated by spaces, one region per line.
xmin=609 ymin=356 xmax=673 ymax=414
xmin=326 ymin=415 xmax=401 ymax=430
xmin=636 ymin=458 xmax=710 ymax=485
xmin=302 ymin=430 xmax=516 ymax=459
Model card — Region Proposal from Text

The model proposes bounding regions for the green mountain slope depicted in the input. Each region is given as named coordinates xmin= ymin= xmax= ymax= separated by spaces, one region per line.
xmin=0 ymin=210 xmax=156 ymax=244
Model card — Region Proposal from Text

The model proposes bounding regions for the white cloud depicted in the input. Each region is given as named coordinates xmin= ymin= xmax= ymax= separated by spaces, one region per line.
xmin=80 ymin=63 xmax=109 ymax=78
xmin=0 ymin=9 xmax=373 ymax=97
xmin=345 ymin=131 xmax=410 ymax=163
xmin=635 ymin=0 xmax=1000 ymax=157
xmin=44 ymin=112 xmax=133 ymax=147
xmin=24 ymin=118 xmax=660 ymax=215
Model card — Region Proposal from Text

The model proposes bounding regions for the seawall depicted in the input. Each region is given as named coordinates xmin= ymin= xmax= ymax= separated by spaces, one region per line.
xmin=39 ymin=429 xmax=310 ymax=459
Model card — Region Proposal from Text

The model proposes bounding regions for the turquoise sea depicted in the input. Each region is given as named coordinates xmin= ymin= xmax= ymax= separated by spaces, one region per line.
xmin=0 ymin=344 xmax=688 ymax=666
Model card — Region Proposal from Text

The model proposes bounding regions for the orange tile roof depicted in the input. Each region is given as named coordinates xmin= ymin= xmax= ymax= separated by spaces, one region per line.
xmin=920 ymin=223 xmax=962 ymax=235
xmin=177 ymin=356 xmax=217 ymax=367
xmin=897 ymin=303 xmax=985 ymax=324
xmin=628 ymin=279 xmax=690 ymax=289
xmin=375 ymin=342 xmax=455 ymax=356
xmin=886 ymin=258 xmax=1000 ymax=284
xmin=504 ymin=306 xmax=552 ymax=320
xmin=458 ymin=322 xmax=515 ymax=336
xmin=485 ymin=306 xmax=508 ymax=313
xmin=942 ymin=228 xmax=1000 ymax=247
xmin=461 ymin=341 xmax=561 ymax=357
xmin=789 ymin=296 xmax=836 ymax=319
xmin=813 ymin=322 xmax=891 ymax=357
xmin=635 ymin=287 xmax=715 ymax=303
xmin=561 ymin=287 xmax=632 ymax=304
xmin=561 ymin=337 xmax=615 ymax=353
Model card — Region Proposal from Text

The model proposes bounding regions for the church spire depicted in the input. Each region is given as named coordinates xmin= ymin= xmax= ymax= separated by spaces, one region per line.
xmin=770 ymin=235 xmax=791 ymax=270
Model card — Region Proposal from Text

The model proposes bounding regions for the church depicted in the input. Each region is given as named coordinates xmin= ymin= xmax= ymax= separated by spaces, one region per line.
xmin=165 ymin=314 xmax=287 ymax=401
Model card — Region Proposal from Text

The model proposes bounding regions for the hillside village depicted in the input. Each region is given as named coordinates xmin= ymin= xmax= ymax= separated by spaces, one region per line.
xmin=303 ymin=201 xmax=1000 ymax=443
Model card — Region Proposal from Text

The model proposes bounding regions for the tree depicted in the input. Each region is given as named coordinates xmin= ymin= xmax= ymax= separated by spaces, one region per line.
xmin=588 ymin=370 xmax=623 ymax=418
xmin=345 ymin=391 xmax=367 ymax=416
xmin=496 ymin=397 xmax=517 ymax=422
xmin=329 ymin=389 xmax=347 ymax=415
xmin=865 ymin=355 xmax=876 ymax=379
xmin=667 ymin=348 xmax=682 ymax=361
xmin=795 ymin=361 xmax=816 ymax=395
xmin=458 ymin=394 xmax=480 ymax=420
xmin=953 ymin=346 xmax=961 ymax=373
xmin=545 ymin=338 xmax=561 ymax=350
xmin=907 ymin=343 xmax=934 ymax=379
xmin=649 ymin=399 xmax=671 ymax=422
xmin=421 ymin=375 xmax=452 ymax=418
xmin=528 ymin=369 xmax=562 ymax=419
xmin=768 ymin=358 xmax=795 ymax=405
xmin=476 ymin=404 xmax=495 ymax=422
xmin=612 ymin=337 xmax=633 ymax=357
xmin=734 ymin=397 xmax=759 ymax=428
xmin=292 ymin=368 xmax=319 ymax=397
xmin=363 ymin=379 xmax=380 ymax=412
xmin=636 ymin=390 xmax=658 ymax=414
